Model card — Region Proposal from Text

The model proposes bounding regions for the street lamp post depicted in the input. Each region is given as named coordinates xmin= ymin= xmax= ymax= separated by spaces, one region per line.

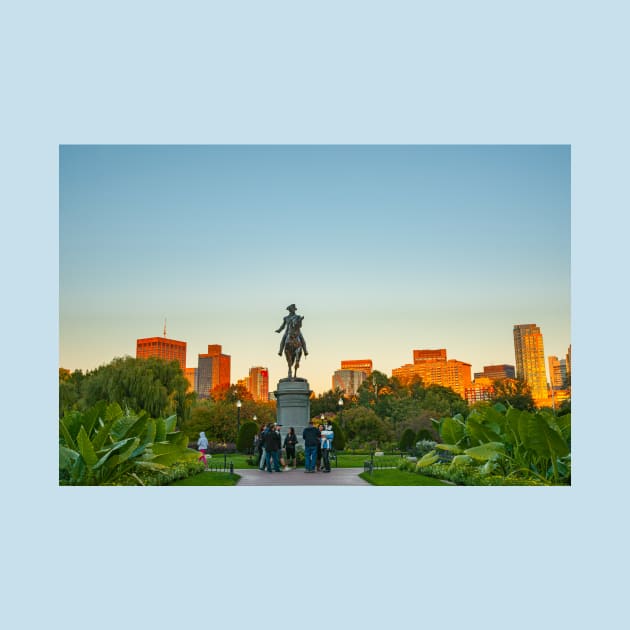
xmin=338 ymin=397 xmax=344 ymax=428
xmin=236 ymin=399 xmax=242 ymax=443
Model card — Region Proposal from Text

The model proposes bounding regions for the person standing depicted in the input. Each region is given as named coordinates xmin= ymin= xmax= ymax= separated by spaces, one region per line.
xmin=264 ymin=423 xmax=282 ymax=473
xmin=283 ymin=427 xmax=298 ymax=469
xmin=321 ymin=423 xmax=334 ymax=473
xmin=197 ymin=431 xmax=209 ymax=470
xmin=302 ymin=421 xmax=321 ymax=473
xmin=258 ymin=425 xmax=268 ymax=471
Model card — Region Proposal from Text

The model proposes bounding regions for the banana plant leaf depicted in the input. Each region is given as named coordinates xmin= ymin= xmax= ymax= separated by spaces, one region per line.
xmin=525 ymin=415 xmax=569 ymax=459
xmin=416 ymin=450 xmax=440 ymax=468
xmin=77 ymin=426 xmax=99 ymax=467
xmin=464 ymin=442 xmax=506 ymax=462
xmin=450 ymin=454 xmax=474 ymax=467
xmin=440 ymin=415 xmax=465 ymax=444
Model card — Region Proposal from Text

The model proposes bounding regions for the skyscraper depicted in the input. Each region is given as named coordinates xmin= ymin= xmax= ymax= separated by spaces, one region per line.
xmin=548 ymin=356 xmax=567 ymax=389
xmin=513 ymin=324 xmax=548 ymax=403
xmin=136 ymin=336 xmax=186 ymax=370
xmin=340 ymin=359 xmax=373 ymax=376
xmin=196 ymin=344 xmax=231 ymax=398
xmin=332 ymin=369 xmax=366 ymax=396
xmin=248 ymin=366 xmax=269 ymax=402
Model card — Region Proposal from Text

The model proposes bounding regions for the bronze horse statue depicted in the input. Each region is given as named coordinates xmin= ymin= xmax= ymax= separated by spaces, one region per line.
xmin=276 ymin=304 xmax=308 ymax=379
xmin=283 ymin=326 xmax=304 ymax=379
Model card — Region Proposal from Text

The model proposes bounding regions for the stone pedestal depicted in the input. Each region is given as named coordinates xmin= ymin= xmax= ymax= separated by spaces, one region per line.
xmin=274 ymin=378 xmax=312 ymax=445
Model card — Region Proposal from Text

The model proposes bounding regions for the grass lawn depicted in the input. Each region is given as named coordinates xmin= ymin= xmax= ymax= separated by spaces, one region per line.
xmin=169 ymin=472 xmax=240 ymax=486
xmin=359 ymin=469 xmax=451 ymax=486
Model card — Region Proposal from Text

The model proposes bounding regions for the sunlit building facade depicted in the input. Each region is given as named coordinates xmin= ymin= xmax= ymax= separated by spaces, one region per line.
xmin=196 ymin=344 xmax=231 ymax=398
xmin=136 ymin=336 xmax=186 ymax=371
xmin=183 ymin=367 xmax=197 ymax=393
xmin=513 ymin=324 xmax=548 ymax=403
xmin=332 ymin=369 xmax=366 ymax=396
xmin=473 ymin=364 xmax=516 ymax=381
xmin=392 ymin=349 xmax=472 ymax=397
xmin=340 ymin=359 xmax=373 ymax=376
xmin=465 ymin=376 xmax=495 ymax=405
xmin=548 ymin=356 xmax=567 ymax=390
xmin=248 ymin=366 xmax=269 ymax=402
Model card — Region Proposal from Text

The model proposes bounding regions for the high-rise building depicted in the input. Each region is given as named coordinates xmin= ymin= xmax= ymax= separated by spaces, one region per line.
xmin=566 ymin=344 xmax=572 ymax=386
xmin=196 ymin=344 xmax=231 ymax=398
xmin=473 ymin=364 xmax=516 ymax=381
xmin=136 ymin=336 xmax=186 ymax=370
xmin=332 ymin=369 xmax=366 ymax=396
xmin=413 ymin=349 xmax=447 ymax=363
xmin=513 ymin=324 xmax=548 ymax=403
xmin=392 ymin=349 xmax=471 ymax=397
xmin=340 ymin=359 xmax=373 ymax=376
xmin=548 ymin=356 xmax=567 ymax=390
xmin=183 ymin=367 xmax=197 ymax=393
xmin=248 ymin=366 xmax=269 ymax=402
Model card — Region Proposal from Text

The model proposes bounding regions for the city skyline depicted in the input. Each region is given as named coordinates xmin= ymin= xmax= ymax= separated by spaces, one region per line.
xmin=59 ymin=145 xmax=570 ymax=395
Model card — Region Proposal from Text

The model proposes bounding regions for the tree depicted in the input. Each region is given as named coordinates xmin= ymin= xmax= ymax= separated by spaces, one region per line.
xmin=310 ymin=388 xmax=345 ymax=417
xmin=343 ymin=406 xmax=393 ymax=448
xmin=399 ymin=428 xmax=416 ymax=451
xmin=237 ymin=421 xmax=259 ymax=453
xmin=491 ymin=378 xmax=535 ymax=411
xmin=329 ymin=420 xmax=346 ymax=451
xmin=78 ymin=356 xmax=189 ymax=422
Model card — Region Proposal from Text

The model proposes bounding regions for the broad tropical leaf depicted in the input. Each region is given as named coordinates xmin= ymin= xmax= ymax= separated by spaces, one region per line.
xmin=450 ymin=454 xmax=474 ymax=467
xmin=435 ymin=443 xmax=463 ymax=454
xmin=440 ymin=416 xmax=465 ymax=444
xmin=464 ymin=442 xmax=506 ymax=462
xmin=110 ymin=413 xmax=139 ymax=441
xmin=164 ymin=414 xmax=177 ymax=433
xmin=76 ymin=426 xmax=98 ymax=467
xmin=466 ymin=417 xmax=502 ymax=445
xmin=155 ymin=418 xmax=167 ymax=442
xmin=525 ymin=414 xmax=569 ymax=459
xmin=59 ymin=446 xmax=79 ymax=471
xmin=416 ymin=450 xmax=439 ymax=468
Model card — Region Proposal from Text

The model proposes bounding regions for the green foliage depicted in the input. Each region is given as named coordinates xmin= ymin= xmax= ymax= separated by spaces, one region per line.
xmin=237 ymin=421 xmax=259 ymax=452
xmin=491 ymin=378 xmax=535 ymax=411
xmin=399 ymin=428 xmax=416 ymax=451
xmin=60 ymin=356 xmax=192 ymax=423
xmin=59 ymin=402 xmax=196 ymax=485
xmin=342 ymin=406 xmax=393 ymax=449
xmin=434 ymin=404 xmax=571 ymax=484
xmin=329 ymin=420 xmax=346 ymax=451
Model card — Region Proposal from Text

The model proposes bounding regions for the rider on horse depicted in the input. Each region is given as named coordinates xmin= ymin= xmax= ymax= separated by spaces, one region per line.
xmin=276 ymin=304 xmax=308 ymax=357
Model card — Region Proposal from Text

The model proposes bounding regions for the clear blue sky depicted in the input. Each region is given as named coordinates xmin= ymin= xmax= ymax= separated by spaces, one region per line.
xmin=60 ymin=145 xmax=570 ymax=394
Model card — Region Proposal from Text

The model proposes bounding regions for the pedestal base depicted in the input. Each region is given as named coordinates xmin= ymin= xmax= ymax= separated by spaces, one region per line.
xmin=274 ymin=378 xmax=312 ymax=445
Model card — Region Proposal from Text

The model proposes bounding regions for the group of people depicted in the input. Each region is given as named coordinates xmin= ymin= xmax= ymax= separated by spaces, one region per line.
xmin=197 ymin=420 xmax=335 ymax=474
xmin=253 ymin=420 xmax=334 ymax=473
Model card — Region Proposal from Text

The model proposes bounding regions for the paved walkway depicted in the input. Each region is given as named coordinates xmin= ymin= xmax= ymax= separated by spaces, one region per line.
xmin=234 ymin=467 xmax=370 ymax=486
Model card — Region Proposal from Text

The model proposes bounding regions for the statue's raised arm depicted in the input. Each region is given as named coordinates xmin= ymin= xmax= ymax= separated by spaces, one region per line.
xmin=276 ymin=304 xmax=308 ymax=379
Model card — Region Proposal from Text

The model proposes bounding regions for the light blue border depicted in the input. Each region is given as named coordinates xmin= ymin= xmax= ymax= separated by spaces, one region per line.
xmin=3 ymin=1 xmax=627 ymax=628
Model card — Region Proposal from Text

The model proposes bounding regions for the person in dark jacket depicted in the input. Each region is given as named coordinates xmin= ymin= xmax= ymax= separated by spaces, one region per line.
xmin=302 ymin=421 xmax=321 ymax=473
xmin=283 ymin=427 xmax=298 ymax=469
xmin=264 ymin=423 xmax=282 ymax=473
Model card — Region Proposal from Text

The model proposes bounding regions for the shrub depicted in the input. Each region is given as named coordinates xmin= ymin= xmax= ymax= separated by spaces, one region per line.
xmin=415 ymin=439 xmax=437 ymax=457
xmin=329 ymin=421 xmax=346 ymax=451
xmin=236 ymin=421 xmax=259 ymax=453
xmin=399 ymin=428 xmax=416 ymax=451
